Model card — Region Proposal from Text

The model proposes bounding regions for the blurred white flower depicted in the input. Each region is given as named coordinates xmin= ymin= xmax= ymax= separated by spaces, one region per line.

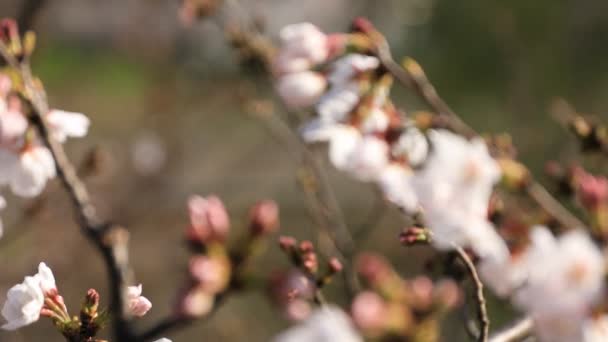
xmin=9 ymin=145 xmax=56 ymax=198
xmin=153 ymin=339 xmax=172 ymax=342
xmin=46 ymin=110 xmax=90 ymax=143
xmin=583 ymin=315 xmax=608 ymax=342
xmin=329 ymin=126 xmax=388 ymax=181
xmin=127 ymin=284 xmax=152 ymax=317
xmin=513 ymin=229 xmax=604 ymax=321
xmin=478 ymin=226 xmax=553 ymax=297
xmin=360 ymin=108 xmax=389 ymax=134
xmin=131 ymin=132 xmax=167 ymax=176
xmin=277 ymin=71 xmax=327 ymax=109
xmin=391 ymin=128 xmax=429 ymax=167
xmin=1 ymin=262 xmax=55 ymax=330
xmin=327 ymin=54 xmax=380 ymax=87
xmin=274 ymin=23 xmax=328 ymax=74
xmin=377 ymin=164 xmax=418 ymax=212
xmin=413 ymin=129 xmax=500 ymax=249
xmin=273 ymin=306 xmax=362 ymax=342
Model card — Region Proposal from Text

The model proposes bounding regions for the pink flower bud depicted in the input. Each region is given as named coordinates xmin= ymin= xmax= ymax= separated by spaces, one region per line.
xmin=188 ymin=256 xmax=230 ymax=294
xmin=187 ymin=195 xmax=230 ymax=243
xmin=351 ymin=291 xmax=387 ymax=333
xmin=249 ymin=200 xmax=279 ymax=236
xmin=328 ymin=258 xmax=343 ymax=274
xmin=433 ymin=279 xmax=461 ymax=310
xmin=279 ymin=236 xmax=297 ymax=252
xmin=576 ymin=171 xmax=608 ymax=209
xmin=177 ymin=286 xmax=214 ymax=318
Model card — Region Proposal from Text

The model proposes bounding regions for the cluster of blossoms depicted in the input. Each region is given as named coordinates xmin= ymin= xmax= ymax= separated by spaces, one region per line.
xmin=274 ymin=21 xmax=608 ymax=342
xmin=177 ymin=195 xmax=280 ymax=318
xmin=274 ymin=22 xmax=504 ymax=255
xmin=1 ymin=262 xmax=151 ymax=339
xmin=0 ymin=20 xmax=90 ymax=238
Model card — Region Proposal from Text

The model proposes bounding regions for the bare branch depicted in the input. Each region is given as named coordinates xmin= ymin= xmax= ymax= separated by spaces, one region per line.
xmin=454 ymin=246 xmax=490 ymax=342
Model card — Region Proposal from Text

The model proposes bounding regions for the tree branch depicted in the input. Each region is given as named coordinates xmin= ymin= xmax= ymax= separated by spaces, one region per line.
xmin=489 ymin=317 xmax=533 ymax=342
xmin=0 ymin=40 xmax=136 ymax=341
xmin=454 ymin=246 xmax=490 ymax=342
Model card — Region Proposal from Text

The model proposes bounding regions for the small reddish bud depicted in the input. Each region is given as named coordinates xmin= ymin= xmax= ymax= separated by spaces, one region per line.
xmin=399 ymin=226 xmax=430 ymax=245
xmin=328 ymin=258 xmax=343 ymax=274
xmin=298 ymin=240 xmax=314 ymax=253
xmin=352 ymin=17 xmax=375 ymax=34
xmin=279 ymin=236 xmax=297 ymax=252
xmin=177 ymin=286 xmax=214 ymax=318
xmin=576 ymin=172 xmax=608 ymax=209
xmin=249 ymin=200 xmax=279 ymax=236
xmin=188 ymin=255 xmax=231 ymax=294
xmin=351 ymin=291 xmax=387 ymax=334
xmin=187 ymin=195 xmax=230 ymax=243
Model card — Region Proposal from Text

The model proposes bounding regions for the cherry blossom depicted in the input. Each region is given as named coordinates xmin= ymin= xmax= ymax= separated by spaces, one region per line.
xmin=9 ymin=145 xmax=56 ymax=198
xmin=413 ymin=129 xmax=501 ymax=249
xmin=126 ymin=284 xmax=152 ymax=317
xmin=273 ymin=306 xmax=363 ymax=342
xmin=1 ymin=263 xmax=56 ymax=330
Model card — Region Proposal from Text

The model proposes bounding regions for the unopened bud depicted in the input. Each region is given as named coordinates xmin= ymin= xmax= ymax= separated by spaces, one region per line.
xmin=188 ymin=255 xmax=231 ymax=294
xmin=187 ymin=195 xmax=230 ymax=243
xmin=22 ymin=31 xmax=36 ymax=57
xmin=498 ymin=158 xmax=530 ymax=190
xmin=279 ymin=236 xmax=297 ymax=252
xmin=433 ymin=279 xmax=461 ymax=310
xmin=249 ymin=200 xmax=279 ymax=236
xmin=576 ymin=171 xmax=608 ymax=209
xmin=80 ymin=289 xmax=102 ymax=338
xmin=399 ymin=226 xmax=430 ymax=245
xmin=328 ymin=258 xmax=343 ymax=274
xmin=351 ymin=291 xmax=387 ymax=334
xmin=177 ymin=286 xmax=214 ymax=318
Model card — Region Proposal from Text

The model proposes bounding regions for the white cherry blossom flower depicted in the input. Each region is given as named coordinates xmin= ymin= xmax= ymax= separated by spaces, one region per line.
xmin=127 ymin=284 xmax=152 ymax=317
xmin=329 ymin=126 xmax=388 ymax=181
xmin=10 ymin=145 xmax=56 ymax=198
xmin=273 ymin=306 xmax=362 ymax=342
xmin=276 ymin=71 xmax=326 ymax=109
xmin=1 ymin=275 xmax=44 ymax=330
xmin=1 ymin=262 xmax=56 ymax=330
xmin=153 ymin=339 xmax=172 ymax=342
xmin=274 ymin=23 xmax=328 ymax=74
xmin=513 ymin=229 xmax=604 ymax=320
xmin=46 ymin=110 xmax=90 ymax=143
xmin=413 ymin=129 xmax=500 ymax=249
xmin=583 ymin=315 xmax=608 ymax=342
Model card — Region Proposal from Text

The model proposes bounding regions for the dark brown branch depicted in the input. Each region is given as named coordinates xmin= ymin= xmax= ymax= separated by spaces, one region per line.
xmin=454 ymin=246 xmax=490 ymax=342
xmin=0 ymin=41 xmax=135 ymax=341
xmin=489 ymin=317 xmax=533 ymax=342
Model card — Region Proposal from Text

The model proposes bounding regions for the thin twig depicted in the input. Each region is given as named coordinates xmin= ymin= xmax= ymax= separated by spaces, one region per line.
xmin=0 ymin=41 xmax=135 ymax=341
xmin=489 ymin=317 xmax=534 ymax=342
xmin=454 ymin=246 xmax=489 ymax=342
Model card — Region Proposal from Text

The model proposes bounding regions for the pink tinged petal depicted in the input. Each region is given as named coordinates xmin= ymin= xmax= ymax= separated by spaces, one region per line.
xmin=327 ymin=54 xmax=380 ymax=86
xmin=127 ymin=284 xmax=151 ymax=317
xmin=276 ymin=72 xmax=326 ymax=109
xmin=47 ymin=110 xmax=90 ymax=142
xmin=0 ymin=110 xmax=28 ymax=142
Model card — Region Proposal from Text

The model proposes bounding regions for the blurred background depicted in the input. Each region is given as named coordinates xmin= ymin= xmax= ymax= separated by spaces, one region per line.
xmin=0 ymin=0 xmax=607 ymax=341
